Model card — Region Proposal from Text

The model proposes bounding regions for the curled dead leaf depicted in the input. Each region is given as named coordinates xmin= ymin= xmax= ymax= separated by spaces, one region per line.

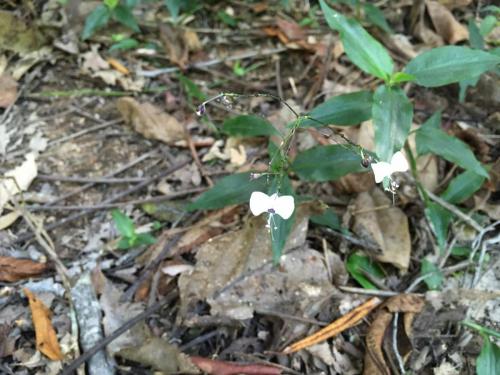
xmin=0 ymin=256 xmax=48 ymax=282
xmin=23 ymin=288 xmax=63 ymax=360
xmin=364 ymin=295 xmax=425 ymax=375
xmin=117 ymin=97 xmax=185 ymax=145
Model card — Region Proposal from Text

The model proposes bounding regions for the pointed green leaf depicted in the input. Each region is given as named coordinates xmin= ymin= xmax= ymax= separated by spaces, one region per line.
xmin=319 ymin=0 xmax=393 ymax=80
xmin=389 ymin=72 xmax=416 ymax=85
xmin=480 ymin=15 xmax=497 ymax=36
xmin=441 ymin=170 xmax=486 ymax=204
xmin=346 ymin=252 xmax=384 ymax=290
xmin=477 ymin=335 xmax=500 ymax=375
xmin=82 ymin=4 xmax=111 ymax=40
xmin=135 ymin=233 xmax=157 ymax=246
xmin=420 ymin=258 xmax=443 ymax=290
xmin=187 ymin=173 xmax=267 ymax=211
xmin=468 ymin=19 xmax=485 ymax=50
xmin=404 ymin=46 xmax=500 ymax=87
xmin=372 ymin=85 xmax=413 ymax=162
xmin=292 ymin=145 xmax=366 ymax=181
xmin=112 ymin=209 xmax=136 ymax=238
xmin=416 ymin=113 xmax=489 ymax=178
xmin=311 ymin=208 xmax=341 ymax=231
xmin=222 ymin=115 xmax=280 ymax=137
xmin=425 ymin=203 xmax=452 ymax=251
xmin=300 ymin=91 xmax=373 ymax=127
xmin=364 ymin=3 xmax=393 ymax=34
xmin=113 ymin=4 xmax=140 ymax=32
xmin=269 ymin=176 xmax=294 ymax=264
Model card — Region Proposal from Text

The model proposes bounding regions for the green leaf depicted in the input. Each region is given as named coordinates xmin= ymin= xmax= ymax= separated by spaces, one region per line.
xmin=404 ymin=46 xmax=500 ymax=87
xmin=268 ymin=141 xmax=285 ymax=173
xmin=112 ymin=209 xmax=136 ymax=238
xmin=346 ymin=252 xmax=384 ymax=290
xmin=82 ymin=4 xmax=111 ymax=40
xmin=441 ymin=170 xmax=486 ymax=204
xmin=187 ymin=173 xmax=268 ymax=211
xmin=415 ymin=113 xmax=489 ymax=178
xmin=310 ymin=208 xmax=341 ymax=231
xmin=117 ymin=237 xmax=133 ymax=249
xmin=319 ymin=0 xmax=393 ymax=80
xmin=178 ymin=74 xmax=207 ymax=102
xmin=112 ymin=4 xmax=140 ymax=32
xmin=480 ymin=15 xmax=497 ymax=36
xmin=389 ymin=72 xmax=416 ymax=85
xmin=104 ymin=0 xmax=119 ymax=9
xmin=135 ymin=233 xmax=157 ymax=246
xmin=482 ymin=5 xmax=500 ymax=14
xmin=164 ymin=0 xmax=181 ymax=19
xmin=109 ymin=37 xmax=139 ymax=51
xmin=300 ymin=91 xmax=373 ymax=127
xmin=458 ymin=75 xmax=481 ymax=103
xmin=420 ymin=258 xmax=443 ymax=290
xmin=468 ymin=19 xmax=485 ymax=50
xmin=292 ymin=145 xmax=366 ymax=181
xmin=222 ymin=115 xmax=280 ymax=137
xmin=477 ymin=334 xmax=500 ymax=375
xmin=364 ymin=3 xmax=393 ymax=34
xmin=372 ymin=85 xmax=413 ymax=162
xmin=269 ymin=176 xmax=295 ymax=264
xmin=451 ymin=246 xmax=471 ymax=258
xmin=425 ymin=203 xmax=452 ymax=251
xmin=218 ymin=10 xmax=238 ymax=27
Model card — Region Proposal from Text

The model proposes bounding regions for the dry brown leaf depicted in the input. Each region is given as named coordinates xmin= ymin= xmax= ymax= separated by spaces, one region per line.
xmin=364 ymin=295 xmax=425 ymax=375
xmin=0 ymin=256 xmax=48 ymax=282
xmin=23 ymin=288 xmax=63 ymax=361
xmin=437 ymin=0 xmax=472 ymax=9
xmin=159 ymin=24 xmax=200 ymax=69
xmin=276 ymin=18 xmax=305 ymax=41
xmin=117 ymin=97 xmax=185 ymax=145
xmin=0 ymin=75 xmax=17 ymax=108
xmin=352 ymin=188 xmax=412 ymax=271
xmin=107 ymin=57 xmax=129 ymax=75
xmin=426 ymin=1 xmax=468 ymax=44
xmin=117 ymin=337 xmax=200 ymax=374
xmin=178 ymin=204 xmax=331 ymax=321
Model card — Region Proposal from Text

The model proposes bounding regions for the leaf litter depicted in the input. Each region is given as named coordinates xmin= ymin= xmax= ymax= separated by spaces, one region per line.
xmin=0 ymin=1 xmax=499 ymax=374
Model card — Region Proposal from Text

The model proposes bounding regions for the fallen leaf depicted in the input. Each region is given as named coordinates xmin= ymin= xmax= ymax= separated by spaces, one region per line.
xmin=159 ymin=25 xmax=200 ymax=69
xmin=0 ymin=210 xmax=21 ymax=230
xmin=10 ymin=47 xmax=52 ymax=80
xmin=276 ymin=18 xmax=305 ymax=41
xmin=0 ymin=256 xmax=47 ymax=281
xmin=178 ymin=204 xmax=332 ymax=321
xmin=364 ymin=294 xmax=425 ymax=375
xmin=191 ymin=356 xmax=282 ymax=375
xmin=352 ymin=188 xmax=412 ymax=271
xmin=117 ymin=337 xmax=200 ymax=374
xmin=0 ymin=75 xmax=17 ymax=108
xmin=426 ymin=1 xmax=468 ymax=44
xmin=23 ymin=288 xmax=63 ymax=360
xmin=0 ymin=11 xmax=48 ymax=54
xmin=107 ymin=57 xmax=129 ymax=75
xmin=117 ymin=97 xmax=185 ymax=145
xmin=0 ymin=153 xmax=38 ymax=214
xmin=437 ymin=0 xmax=472 ymax=9
xmin=81 ymin=45 xmax=109 ymax=72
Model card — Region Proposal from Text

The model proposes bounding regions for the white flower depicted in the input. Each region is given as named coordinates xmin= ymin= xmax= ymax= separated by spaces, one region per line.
xmin=371 ymin=151 xmax=409 ymax=183
xmin=249 ymin=191 xmax=295 ymax=220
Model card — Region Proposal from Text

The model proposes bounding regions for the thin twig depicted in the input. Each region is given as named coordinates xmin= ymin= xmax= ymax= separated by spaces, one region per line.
xmin=11 ymin=159 xmax=191 ymax=245
xmin=60 ymin=293 xmax=177 ymax=375
xmin=426 ymin=189 xmax=484 ymax=232
xmin=138 ymin=47 xmax=288 ymax=77
xmin=392 ymin=313 xmax=406 ymax=374
xmin=27 ymin=187 xmax=205 ymax=211
xmin=338 ymin=286 xmax=400 ymax=297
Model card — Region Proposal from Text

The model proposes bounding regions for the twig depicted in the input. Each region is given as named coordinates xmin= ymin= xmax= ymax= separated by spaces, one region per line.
xmin=426 ymin=189 xmax=483 ymax=232
xmin=27 ymin=187 xmax=205 ymax=211
xmin=392 ymin=313 xmax=406 ymax=374
xmin=11 ymin=159 xmax=191 ymax=245
xmin=33 ymin=174 xmax=147 ymax=184
xmin=186 ymin=131 xmax=213 ymax=187
xmin=43 ymin=151 xmax=156 ymax=207
xmin=60 ymin=293 xmax=177 ymax=375
xmin=338 ymin=286 xmax=400 ymax=297
xmin=138 ymin=47 xmax=288 ymax=77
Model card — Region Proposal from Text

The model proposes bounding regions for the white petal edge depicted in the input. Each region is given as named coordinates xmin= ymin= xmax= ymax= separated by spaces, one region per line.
xmin=273 ymin=195 xmax=295 ymax=220
xmin=249 ymin=191 xmax=272 ymax=216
